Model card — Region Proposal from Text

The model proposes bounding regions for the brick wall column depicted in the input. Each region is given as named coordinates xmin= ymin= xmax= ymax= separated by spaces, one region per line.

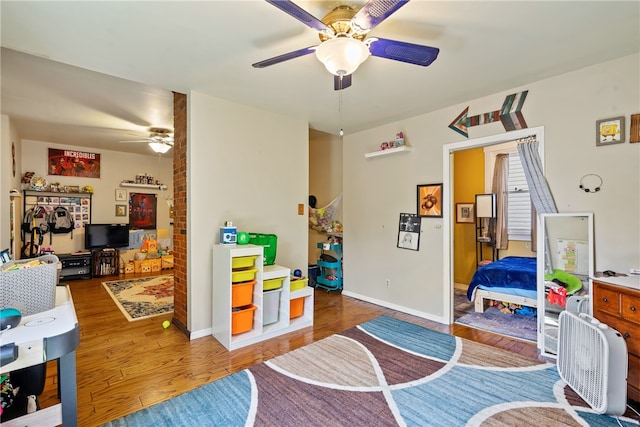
xmin=172 ymin=92 xmax=188 ymax=335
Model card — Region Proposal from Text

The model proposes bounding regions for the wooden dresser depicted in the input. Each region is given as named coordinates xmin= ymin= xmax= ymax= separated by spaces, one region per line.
xmin=592 ymin=276 xmax=640 ymax=403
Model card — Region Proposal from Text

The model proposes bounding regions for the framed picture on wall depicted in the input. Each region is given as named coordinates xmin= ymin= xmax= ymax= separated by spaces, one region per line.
xmin=397 ymin=213 xmax=420 ymax=251
xmin=596 ymin=116 xmax=625 ymax=146
xmin=417 ymin=183 xmax=443 ymax=217
xmin=456 ymin=203 xmax=474 ymax=223
xmin=115 ymin=189 xmax=127 ymax=201
xmin=115 ymin=204 xmax=127 ymax=217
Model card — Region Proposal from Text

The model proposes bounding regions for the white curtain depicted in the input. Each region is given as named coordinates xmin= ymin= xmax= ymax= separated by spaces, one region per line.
xmin=517 ymin=140 xmax=557 ymax=214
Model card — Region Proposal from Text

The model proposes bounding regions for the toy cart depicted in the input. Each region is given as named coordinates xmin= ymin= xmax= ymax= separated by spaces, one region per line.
xmin=316 ymin=243 xmax=342 ymax=291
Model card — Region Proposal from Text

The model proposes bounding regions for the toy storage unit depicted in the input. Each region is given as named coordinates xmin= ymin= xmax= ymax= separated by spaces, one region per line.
xmin=316 ymin=243 xmax=343 ymax=291
xmin=212 ymin=244 xmax=314 ymax=351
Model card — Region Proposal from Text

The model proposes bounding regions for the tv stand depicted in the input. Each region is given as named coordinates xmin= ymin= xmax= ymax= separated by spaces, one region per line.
xmin=92 ymin=249 xmax=120 ymax=277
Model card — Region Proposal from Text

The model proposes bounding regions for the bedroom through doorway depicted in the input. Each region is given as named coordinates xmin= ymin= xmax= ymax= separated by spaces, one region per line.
xmin=444 ymin=127 xmax=544 ymax=343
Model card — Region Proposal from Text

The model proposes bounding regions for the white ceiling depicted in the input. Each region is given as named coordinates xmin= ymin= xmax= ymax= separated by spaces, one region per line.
xmin=1 ymin=1 xmax=639 ymax=155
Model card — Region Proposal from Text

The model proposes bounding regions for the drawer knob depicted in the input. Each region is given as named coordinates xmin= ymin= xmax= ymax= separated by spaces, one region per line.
xmin=624 ymin=332 xmax=631 ymax=340
xmin=631 ymin=306 xmax=637 ymax=312
xmin=602 ymin=297 xmax=608 ymax=303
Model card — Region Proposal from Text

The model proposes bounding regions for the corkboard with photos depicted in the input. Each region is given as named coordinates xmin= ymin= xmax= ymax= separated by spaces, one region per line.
xmin=24 ymin=190 xmax=92 ymax=228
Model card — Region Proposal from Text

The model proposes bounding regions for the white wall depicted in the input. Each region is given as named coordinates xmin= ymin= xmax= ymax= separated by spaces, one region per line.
xmin=308 ymin=129 xmax=343 ymax=262
xmin=343 ymin=54 xmax=640 ymax=323
xmin=20 ymin=139 xmax=173 ymax=255
xmin=0 ymin=116 xmax=23 ymax=253
xmin=188 ymin=92 xmax=309 ymax=335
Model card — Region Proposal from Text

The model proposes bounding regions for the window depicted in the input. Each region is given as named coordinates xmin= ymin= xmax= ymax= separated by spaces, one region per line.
xmin=483 ymin=142 xmax=532 ymax=241
xmin=507 ymin=153 xmax=531 ymax=240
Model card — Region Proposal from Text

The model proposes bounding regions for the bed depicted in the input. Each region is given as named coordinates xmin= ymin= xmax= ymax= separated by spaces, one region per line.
xmin=467 ymin=256 xmax=584 ymax=313
xmin=467 ymin=256 xmax=538 ymax=313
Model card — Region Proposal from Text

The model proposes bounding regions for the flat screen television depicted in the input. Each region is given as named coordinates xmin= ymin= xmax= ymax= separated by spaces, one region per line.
xmin=84 ymin=223 xmax=130 ymax=249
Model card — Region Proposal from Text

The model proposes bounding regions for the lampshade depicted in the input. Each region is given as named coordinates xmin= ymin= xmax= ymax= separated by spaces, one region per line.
xmin=149 ymin=142 xmax=171 ymax=154
xmin=315 ymin=37 xmax=370 ymax=76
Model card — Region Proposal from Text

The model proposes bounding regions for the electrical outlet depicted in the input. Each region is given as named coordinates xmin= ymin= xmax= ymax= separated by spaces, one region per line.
xmin=385 ymin=278 xmax=391 ymax=288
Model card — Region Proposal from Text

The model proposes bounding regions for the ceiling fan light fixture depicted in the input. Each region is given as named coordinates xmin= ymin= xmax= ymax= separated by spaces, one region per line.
xmin=315 ymin=37 xmax=370 ymax=76
xmin=149 ymin=141 xmax=171 ymax=154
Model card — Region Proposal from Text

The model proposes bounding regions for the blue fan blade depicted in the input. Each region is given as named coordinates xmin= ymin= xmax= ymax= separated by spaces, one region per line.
xmin=252 ymin=46 xmax=316 ymax=68
xmin=368 ymin=37 xmax=439 ymax=67
xmin=265 ymin=0 xmax=334 ymax=35
xmin=334 ymin=74 xmax=352 ymax=91
xmin=351 ymin=0 xmax=409 ymax=33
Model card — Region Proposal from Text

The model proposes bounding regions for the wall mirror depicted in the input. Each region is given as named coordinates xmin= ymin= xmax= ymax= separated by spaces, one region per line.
xmin=537 ymin=212 xmax=594 ymax=358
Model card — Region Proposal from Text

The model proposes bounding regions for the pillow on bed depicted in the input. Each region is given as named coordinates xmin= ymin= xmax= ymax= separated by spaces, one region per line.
xmin=544 ymin=269 xmax=582 ymax=295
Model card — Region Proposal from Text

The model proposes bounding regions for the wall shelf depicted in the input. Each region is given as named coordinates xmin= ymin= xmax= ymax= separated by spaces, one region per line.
xmin=120 ymin=182 xmax=167 ymax=190
xmin=364 ymin=146 xmax=413 ymax=158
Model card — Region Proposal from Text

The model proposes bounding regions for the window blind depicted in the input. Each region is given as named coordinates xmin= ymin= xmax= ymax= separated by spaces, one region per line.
xmin=508 ymin=153 xmax=531 ymax=240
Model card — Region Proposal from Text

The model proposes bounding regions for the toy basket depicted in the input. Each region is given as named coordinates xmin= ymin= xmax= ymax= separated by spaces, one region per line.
xmin=0 ymin=254 xmax=59 ymax=316
xmin=248 ymin=233 xmax=277 ymax=265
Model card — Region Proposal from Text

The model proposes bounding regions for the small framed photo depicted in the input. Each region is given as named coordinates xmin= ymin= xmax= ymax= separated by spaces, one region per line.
xmin=417 ymin=183 xmax=443 ymax=217
xmin=115 ymin=204 xmax=127 ymax=217
xmin=397 ymin=213 xmax=420 ymax=251
xmin=596 ymin=116 xmax=625 ymax=146
xmin=115 ymin=189 xmax=127 ymax=201
xmin=630 ymin=114 xmax=640 ymax=143
xmin=456 ymin=203 xmax=474 ymax=223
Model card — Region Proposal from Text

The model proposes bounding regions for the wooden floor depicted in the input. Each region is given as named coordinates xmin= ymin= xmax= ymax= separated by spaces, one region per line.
xmin=39 ymin=272 xmax=540 ymax=426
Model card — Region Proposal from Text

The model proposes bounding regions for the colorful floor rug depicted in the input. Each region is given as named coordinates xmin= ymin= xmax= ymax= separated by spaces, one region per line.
xmin=102 ymin=316 xmax=638 ymax=426
xmin=454 ymin=288 xmax=537 ymax=342
xmin=102 ymin=275 xmax=173 ymax=321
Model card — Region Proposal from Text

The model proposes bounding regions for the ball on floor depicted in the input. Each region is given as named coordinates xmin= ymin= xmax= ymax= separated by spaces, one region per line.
xmin=162 ymin=320 xmax=170 ymax=329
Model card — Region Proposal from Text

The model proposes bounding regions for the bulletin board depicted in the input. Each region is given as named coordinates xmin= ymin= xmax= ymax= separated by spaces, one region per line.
xmin=555 ymin=239 xmax=588 ymax=275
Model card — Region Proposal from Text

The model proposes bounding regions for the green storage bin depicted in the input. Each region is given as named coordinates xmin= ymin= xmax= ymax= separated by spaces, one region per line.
xmin=248 ymin=233 xmax=277 ymax=265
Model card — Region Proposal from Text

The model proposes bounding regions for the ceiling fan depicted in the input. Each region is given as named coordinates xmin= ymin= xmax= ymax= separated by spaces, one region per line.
xmin=252 ymin=0 xmax=439 ymax=90
xmin=120 ymin=127 xmax=174 ymax=153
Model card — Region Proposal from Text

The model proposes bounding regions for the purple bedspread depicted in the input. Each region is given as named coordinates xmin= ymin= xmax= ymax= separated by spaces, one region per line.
xmin=466 ymin=256 xmax=537 ymax=301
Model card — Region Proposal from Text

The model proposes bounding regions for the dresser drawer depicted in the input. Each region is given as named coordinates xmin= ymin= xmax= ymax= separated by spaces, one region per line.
xmin=622 ymin=293 xmax=640 ymax=325
xmin=594 ymin=311 xmax=640 ymax=356
xmin=593 ymin=283 xmax=621 ymax=316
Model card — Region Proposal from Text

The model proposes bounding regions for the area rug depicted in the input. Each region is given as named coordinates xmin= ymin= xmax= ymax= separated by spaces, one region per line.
xmin=454 ymin=288 xmax=537 ymax=342
xmin=101 ymin=316 xmax=638 ymax=426
xmin=102 ymin=275 xmax=173 ymax=321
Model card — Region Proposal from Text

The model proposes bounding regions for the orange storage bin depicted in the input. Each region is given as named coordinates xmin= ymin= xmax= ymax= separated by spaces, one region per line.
xmin=290 ymin=297 xmax=305 ymax=319
xmin=232 ymin=280 xmax=256 ymax=308
xmin=232 ymin=304 xmax=256 ymax=335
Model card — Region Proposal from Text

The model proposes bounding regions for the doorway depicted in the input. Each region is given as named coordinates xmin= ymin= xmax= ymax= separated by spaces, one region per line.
xmin=442 ymin=126 xmax=545 ymax=340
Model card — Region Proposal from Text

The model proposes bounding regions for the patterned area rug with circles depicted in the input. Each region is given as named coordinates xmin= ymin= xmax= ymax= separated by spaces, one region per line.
xmin=102 ymin=275 xmax=173 ymax=321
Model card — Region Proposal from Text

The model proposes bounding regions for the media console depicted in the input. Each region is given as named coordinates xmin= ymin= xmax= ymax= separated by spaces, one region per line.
xmin=58 ymin=252 xmax=93 ymax=281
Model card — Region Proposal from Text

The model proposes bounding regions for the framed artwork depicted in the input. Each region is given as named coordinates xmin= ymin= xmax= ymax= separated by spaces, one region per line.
xmin=397 ymin=213 xmax=420 ymax=251
xmin=115 ymin=204 xmax=127 ymax=217
xmin=129 ymin=193 xmax=157 ymax=229
xmin=630 ymin=114 xmax=640 ymax=143
xmin=417 ymin=183 xmax=443 ymax=217
xmin=456 ymin=203 xmax=474 ymax=223
xmin=115 ymin=189 xmax=127 ymax=201
xmin=596 ymin=116 xmax=625 ymax=146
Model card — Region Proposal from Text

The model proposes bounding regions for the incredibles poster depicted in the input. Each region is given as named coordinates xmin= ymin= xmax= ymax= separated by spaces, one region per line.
xmin=48 ymin=148 xmax=101 ymax=178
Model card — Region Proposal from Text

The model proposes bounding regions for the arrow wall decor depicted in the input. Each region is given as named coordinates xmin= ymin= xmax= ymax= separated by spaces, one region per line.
xmin=449 ymin=91 xmax=529 ymax=138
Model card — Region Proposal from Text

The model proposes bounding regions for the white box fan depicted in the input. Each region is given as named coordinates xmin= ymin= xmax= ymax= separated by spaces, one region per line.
xmin=557 ymin=311 xmax=628 ymax=415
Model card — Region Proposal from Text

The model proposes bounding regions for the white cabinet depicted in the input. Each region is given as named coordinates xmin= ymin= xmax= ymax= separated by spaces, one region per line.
xmin=212 ymin=244 xmax=313 ymax=351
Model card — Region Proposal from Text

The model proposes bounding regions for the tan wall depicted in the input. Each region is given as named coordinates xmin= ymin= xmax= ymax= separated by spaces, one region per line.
xmin=453 ymin=148 xmax=485 ymax=285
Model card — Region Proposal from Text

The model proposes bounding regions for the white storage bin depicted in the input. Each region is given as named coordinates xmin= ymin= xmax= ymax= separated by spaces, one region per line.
xmin=263 ymin=288 xmax=282 ymax=325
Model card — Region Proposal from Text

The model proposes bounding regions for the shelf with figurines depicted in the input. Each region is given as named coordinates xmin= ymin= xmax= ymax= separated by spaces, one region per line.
xmin=364 ymin=131 xmax=413 ymax=158
xmin=121 ymin=173 xmax=167 ymax=190
xmin=21 ymin=172 xmax=94 ymax=194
